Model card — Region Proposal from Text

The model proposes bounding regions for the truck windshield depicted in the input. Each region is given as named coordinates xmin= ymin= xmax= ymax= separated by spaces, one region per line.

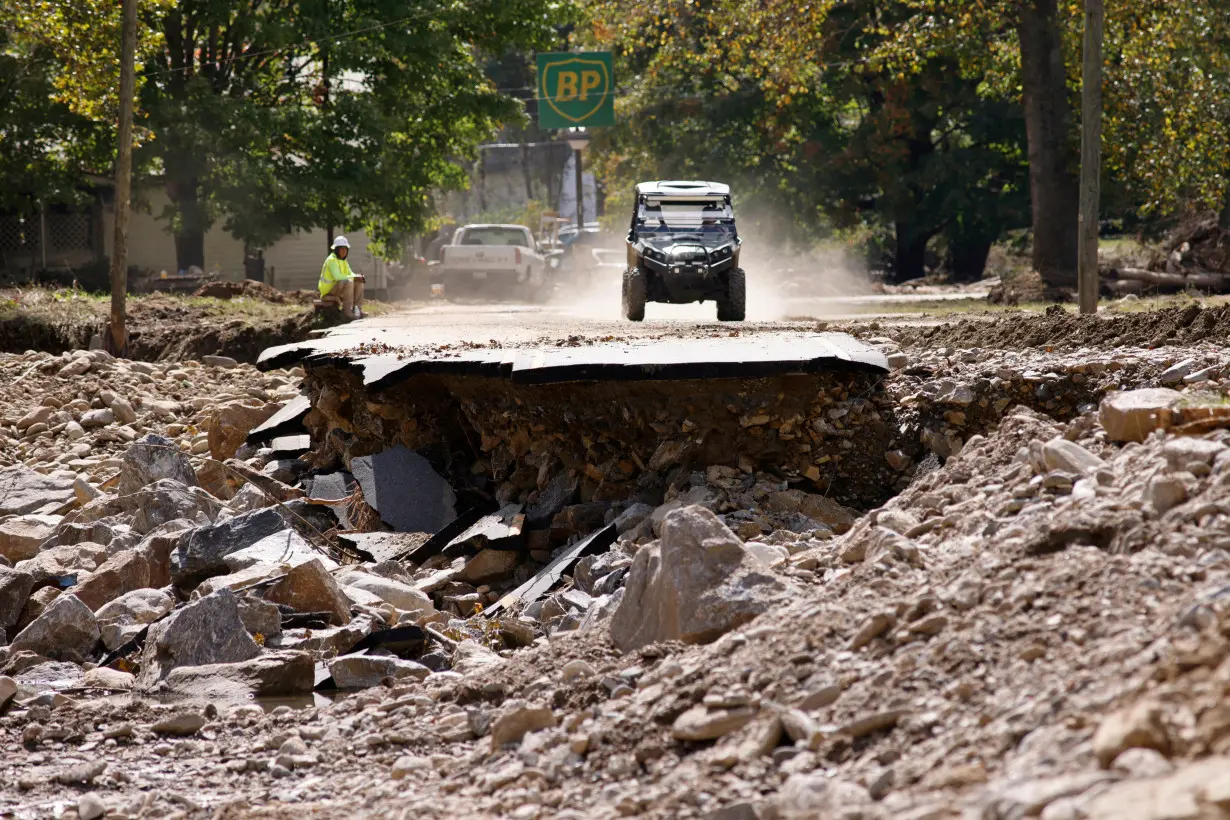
xmin=636 ymin=199 xmax=734 ymax=235
xmin=459 ymin=228 xmax=530 ymax=247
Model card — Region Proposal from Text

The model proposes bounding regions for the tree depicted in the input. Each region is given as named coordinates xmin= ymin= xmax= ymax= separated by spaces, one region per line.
xmin=11 ymin=0 xmax=571 ymax=272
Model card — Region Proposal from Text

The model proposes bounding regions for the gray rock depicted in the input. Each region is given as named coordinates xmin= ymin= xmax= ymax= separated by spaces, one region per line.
xmin=611 ymin=505 xmax=793 ymax=652
xmin=344 ymin=573 xmax=434 ymax=616
xmin=329 ymin=654 xmax=431 ymax=688
xmin=77 ymin=793 xmax=105 ymax=820
xmin=775 ymin=774 xmax=876 ymax=820
xmin=613 ymin=502 xmax=654 ymax=535
xmin=267 ymin=558 xmax=351 ymax=626
xmin=99 ymin=391 xmax=137 ymax=425
xmin=202 ymin=355 xmax=239 ymax=369
xmin=0 ymin=465 xmax=76 ymax=516
xmin=490 ymin=700 xmax=556 ymax=749
xmin=1042 ymin=437 xmax=1105 ymax=475
xmin=119 ymin=434 xmax=198 ymax=496
xmin=221 ymin=529 xmax=336 ymax=573
xmin=0 ymin=514 xmax=59 ymax=563
xmin=1159 ymin=358 xmax=1197 ymax=384
xmin=151 ymin=711 xmax=207 ymax=736
xmin=10 ymin=594 xmax=99 ymax=661
xmin=170 ymin=507 xmax=286 ymax=587
xmin=162 ymin=650 xmax=313 ymax=699
xmin=0 ymin=566 xmax=35 ymax=631
xmin=0 ymin=675 xmax=19 ymax=710
xmin=138 ymin=589 xmax=261 ymax=688
xmin=15 ymin=541 xmax=108 ymax=584
xmin=79 ymin=408 xmax=114 ymax=428
xmin=126 ymin=479 xmax=220 ymax=534
xmin=236 ymin=597 xmax=283 ymax=638
xmin=1162 ymin=437 xmax=1227 ymax=471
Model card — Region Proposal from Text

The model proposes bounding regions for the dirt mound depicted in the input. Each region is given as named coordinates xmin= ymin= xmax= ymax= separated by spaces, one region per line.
xmin=1165 ymin=213 xmax=1230 ymax=273
xmin=194 ymin=279 xmax=315 ymax=304
xmin=889 ymin=302 xmax=1230 ymax=350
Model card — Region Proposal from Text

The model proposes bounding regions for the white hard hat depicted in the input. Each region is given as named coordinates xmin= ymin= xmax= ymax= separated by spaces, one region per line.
xmin=332 ymin=235 xmax=350 ymax=249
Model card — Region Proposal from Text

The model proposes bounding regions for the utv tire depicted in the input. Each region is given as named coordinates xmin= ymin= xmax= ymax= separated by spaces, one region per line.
xmin=718 ymin=267 xmax=746 ymax=321
xmin=622 ymin=268 xmax=647 ymax=321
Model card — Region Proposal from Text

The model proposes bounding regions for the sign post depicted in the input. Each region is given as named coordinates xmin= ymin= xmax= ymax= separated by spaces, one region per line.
xmin=537 ymin=52 xmax=613 ymax=234
xmin=536 ymin=52 xmax=615 ymax=129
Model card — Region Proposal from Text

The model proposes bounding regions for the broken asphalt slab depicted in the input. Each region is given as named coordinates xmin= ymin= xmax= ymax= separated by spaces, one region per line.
xmin=258 ymin=332 xmax=889 ymax=387
xmin=246 ymin=396 xmax=310 ymax=445
xmin=484 ymin=524 xmax=618 ymax=618
xmin=349 ymin=446 xmax=456 ymax=534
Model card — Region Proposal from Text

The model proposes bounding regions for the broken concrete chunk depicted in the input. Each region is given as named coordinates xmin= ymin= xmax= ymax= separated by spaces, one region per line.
xmin=611 ymin=506 xmax=792 ymax=652
xmin=1099 ymin=389 xmax=1183 ymax=443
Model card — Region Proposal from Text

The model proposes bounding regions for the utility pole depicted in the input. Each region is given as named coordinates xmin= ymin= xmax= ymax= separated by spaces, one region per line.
xmin=107 ymin=0 xmax=138 ymax=355
xmin=1077 ymin=0 xmax=1104 ymax=315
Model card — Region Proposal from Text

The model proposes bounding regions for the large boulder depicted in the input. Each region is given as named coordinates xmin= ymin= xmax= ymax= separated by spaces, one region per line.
xmin=208 ymin=400 xmax=279 ymax=462
xmin=71 ymin=550 xmax=151 ymax=611
xmin=16 ymin=541 xmax=109 ymax=585
xmin=0 ymin=515 xmax=59 ymax=562
xmin=123 ymin=479 xmax=220 ymax=534
xmin=170 ymin=508 xmax=286 ymax=588
xmin=343 ymin=573 xmax=435 ymax=616
xmin=220 ymin=529 xmax=337 ymax=573
xmin=162 ymin=650 xmax=313 ymax=699
xmin=328 ymin=654 xmax=430 ymax=689
xmin=118 ymin=435 xmax=198 ymax=496
xmin=138 ymin=589 xmax=261 ymax=688
xmin=0 ymin=465 xmax=76 ymax=516
xmin=0 ymin=566 xmax=35 ymax=632
xmin=266 ymin=559 xmax=351 ymax=626
xmin=96 ymin=588 xmax=176 ymax=651
xmin=611 ymin=505 xmax=793 ymax=652
xmin=10 ymin=594 xmax=99 ymax=661
xmin=135 ymin=519 xmax=196 ymax=588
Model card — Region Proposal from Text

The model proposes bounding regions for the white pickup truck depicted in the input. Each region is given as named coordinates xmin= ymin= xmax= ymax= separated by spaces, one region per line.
xmin=435 ymin=224 xmax=548 ymax=300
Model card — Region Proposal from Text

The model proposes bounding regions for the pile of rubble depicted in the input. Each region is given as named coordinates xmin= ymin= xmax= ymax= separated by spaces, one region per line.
xmin=5 ymin=334 xmax=1230 ymax=819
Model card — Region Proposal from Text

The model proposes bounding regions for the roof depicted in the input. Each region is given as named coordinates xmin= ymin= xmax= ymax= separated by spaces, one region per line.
xmin=635 ymin=181 xmax=730 ymax=197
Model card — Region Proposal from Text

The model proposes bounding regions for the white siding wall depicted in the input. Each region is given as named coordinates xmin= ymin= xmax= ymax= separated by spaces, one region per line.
xmin=102 ymin=185 xmax=385 ymax=291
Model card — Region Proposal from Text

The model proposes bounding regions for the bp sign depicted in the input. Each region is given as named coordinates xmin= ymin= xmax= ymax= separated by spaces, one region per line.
xmin=536 ymin=52 xmax=614 ymax=129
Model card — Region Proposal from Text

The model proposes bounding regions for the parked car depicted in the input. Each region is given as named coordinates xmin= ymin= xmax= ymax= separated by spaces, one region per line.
xmin=435 ymin=223 xmax=548 ymax=301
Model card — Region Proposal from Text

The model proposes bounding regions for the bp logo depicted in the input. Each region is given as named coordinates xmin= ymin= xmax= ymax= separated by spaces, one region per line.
xmin=536 ymin=52 xmax=615 ymax=129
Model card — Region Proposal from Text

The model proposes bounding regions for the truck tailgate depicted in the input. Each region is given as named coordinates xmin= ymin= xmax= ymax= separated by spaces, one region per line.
xmin=440 ymin=246 xmax=519 ymax=272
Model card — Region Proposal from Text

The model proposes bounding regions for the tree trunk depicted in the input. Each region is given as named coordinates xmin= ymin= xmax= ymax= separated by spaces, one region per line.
xmin=893 ymin=221 xmax=932 ymax=283
xmin=1018 ymin=0 xmax=1079 ymax=291
xmin=1219 ymin=183 xmax=1230 ymax=230
xmin=948 ymin=235 xmax=994 ymax=283
xmin=165 ymin=171 xmax=206 ymax=272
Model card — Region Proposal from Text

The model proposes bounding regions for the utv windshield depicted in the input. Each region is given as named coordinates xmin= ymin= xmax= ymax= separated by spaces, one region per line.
xmin=636 ymin=198 xmax=735 ymax=239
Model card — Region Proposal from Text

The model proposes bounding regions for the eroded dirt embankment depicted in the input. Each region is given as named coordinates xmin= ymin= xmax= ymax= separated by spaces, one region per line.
xmin=0 ymin=290 xmax=323 ymax=365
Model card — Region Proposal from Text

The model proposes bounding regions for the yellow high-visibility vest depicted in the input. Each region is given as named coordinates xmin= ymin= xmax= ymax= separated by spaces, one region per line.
xmin=318 ymin=253 xmax=355 ymax=296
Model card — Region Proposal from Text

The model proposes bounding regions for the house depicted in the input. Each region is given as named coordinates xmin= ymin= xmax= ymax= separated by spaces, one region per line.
xmin=99 ymin=184 xmax=389 ymax=292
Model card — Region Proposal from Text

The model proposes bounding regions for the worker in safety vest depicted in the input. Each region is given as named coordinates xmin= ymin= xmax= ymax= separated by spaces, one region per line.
xmin=319 ymin=236 xmax=365 ymax=319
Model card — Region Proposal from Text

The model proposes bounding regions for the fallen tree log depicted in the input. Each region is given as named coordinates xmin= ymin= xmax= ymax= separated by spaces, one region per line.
xmin=1109 ymin=267 xmax=1230 ymax=292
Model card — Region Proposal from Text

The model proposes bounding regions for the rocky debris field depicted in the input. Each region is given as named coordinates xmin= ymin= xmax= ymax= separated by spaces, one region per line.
xmin=3 ymin=305 xmax=1230 ymax=820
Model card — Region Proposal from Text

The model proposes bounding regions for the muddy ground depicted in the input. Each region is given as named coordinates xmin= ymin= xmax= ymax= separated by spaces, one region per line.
xmin=0 ymin=288 xmax=328 ymax=365
xmin=3 ymin=302 xmax=1230 ymax=820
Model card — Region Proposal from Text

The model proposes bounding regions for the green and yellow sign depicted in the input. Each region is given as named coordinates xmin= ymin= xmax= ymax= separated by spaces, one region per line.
xmin=536 ymin=52 xmax=614 ymax=129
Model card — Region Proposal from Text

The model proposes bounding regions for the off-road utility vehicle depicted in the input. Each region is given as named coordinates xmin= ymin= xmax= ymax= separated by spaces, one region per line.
xmin=621 ymin=181 xmax=744 ymax=321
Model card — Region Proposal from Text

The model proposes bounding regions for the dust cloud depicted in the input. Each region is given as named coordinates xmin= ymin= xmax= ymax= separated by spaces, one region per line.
xmin=553 ymin=233 xmax=874 ymax=322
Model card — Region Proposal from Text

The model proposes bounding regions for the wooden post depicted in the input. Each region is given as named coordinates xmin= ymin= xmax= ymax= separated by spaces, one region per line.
xmin=573 ymin=148 xmax=585 ymax=232
xmin=108 ymin=0 xmax=138 ymax=354
xmin=1077 ymin=0 xmax=1104 ymax=315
